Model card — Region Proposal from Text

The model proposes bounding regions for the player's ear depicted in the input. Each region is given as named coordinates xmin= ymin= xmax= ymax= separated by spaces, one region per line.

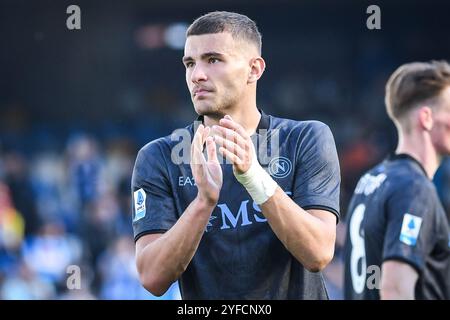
xmin=248 ymin=57 xmax=265 ymax=84
xmin=418 ymin=106 xmax=433 ymax=131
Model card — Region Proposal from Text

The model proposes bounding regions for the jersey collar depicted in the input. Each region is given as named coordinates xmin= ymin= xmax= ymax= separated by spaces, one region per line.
xmin=195 ymin=108 xmax=270 ymax=132
xmin=389 ymin=153 xmax=428 ymax=178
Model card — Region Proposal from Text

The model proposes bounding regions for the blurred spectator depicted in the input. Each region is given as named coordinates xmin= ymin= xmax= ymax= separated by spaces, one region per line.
xmin=97 ymin=235 xmax=181 ymax=300
xmin=2 ymin=150 xmax=41 ymax=236
xmin=22 ymin=222 xmax=82 ymax=285
xmin=339 ymin=135 xmax=384 ymax=217
xmin=0 ymin=260 xmax=56 ymax=300
xmin=67 ymin=135 xmax=101 ymax=207
xmin=0 ymin=182 xmax=25 ymax=252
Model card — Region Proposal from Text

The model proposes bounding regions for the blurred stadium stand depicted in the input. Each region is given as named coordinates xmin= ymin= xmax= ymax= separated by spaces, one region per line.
xmin=1 ymin=0 xmax=449 ymax=299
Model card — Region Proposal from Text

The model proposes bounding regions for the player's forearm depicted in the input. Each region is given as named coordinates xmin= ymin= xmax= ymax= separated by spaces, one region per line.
xmin=380 ymin=261 xmax=417 ymax=300
xmin=137 ymin=195 xmax=215 ymax=296
xmin=260 ymin=187 xmax=336 ymax=272
xmin=380 ymin=284 xmax=415 ymax=300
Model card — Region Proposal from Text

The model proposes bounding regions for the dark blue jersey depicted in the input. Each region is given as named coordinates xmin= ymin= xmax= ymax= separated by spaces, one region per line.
xmin=344 ymin=154 xmax=450 ymax=300
xmin=131 ymin=111 xmax=340 ymax=299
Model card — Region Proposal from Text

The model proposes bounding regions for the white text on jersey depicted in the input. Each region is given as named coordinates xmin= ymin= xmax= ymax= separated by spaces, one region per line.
xmin=354 ymin=173 xmax=387 ymax=196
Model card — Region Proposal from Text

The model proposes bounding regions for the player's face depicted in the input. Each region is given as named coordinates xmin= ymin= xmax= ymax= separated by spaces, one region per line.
xmin=183 ymin=32 xmax=251 ymax=117
xmin=431 ymin=86 xmax=450 ymax=155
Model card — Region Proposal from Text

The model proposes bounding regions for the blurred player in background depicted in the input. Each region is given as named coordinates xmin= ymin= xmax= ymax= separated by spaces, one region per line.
xmin=131 ymin=11 xmax=340 ymax=299
xmin=344 ymin=61 xmax=450 ymax=299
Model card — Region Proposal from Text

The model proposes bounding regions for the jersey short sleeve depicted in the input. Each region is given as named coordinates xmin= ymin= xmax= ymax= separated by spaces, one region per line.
xmin=382 ymin=180 xmax=437 ymax=273
xmin=131 ymin=140 xmax=178 ymax=241
xmin=292 ymin=121 xmax=341 ymax=221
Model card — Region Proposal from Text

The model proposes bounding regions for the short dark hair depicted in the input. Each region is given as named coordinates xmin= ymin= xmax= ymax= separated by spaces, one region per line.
xmin=186 ymin=11 xmax=262 ymax=54
xmin=385 ymin=60 xmax=450 ymax=123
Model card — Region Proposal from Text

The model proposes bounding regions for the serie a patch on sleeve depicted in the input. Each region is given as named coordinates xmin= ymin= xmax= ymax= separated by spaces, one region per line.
xmin=133 ymin=188 xmax=146 ymax=222
xmin=399 ymin=213 xmax=423 ymax=246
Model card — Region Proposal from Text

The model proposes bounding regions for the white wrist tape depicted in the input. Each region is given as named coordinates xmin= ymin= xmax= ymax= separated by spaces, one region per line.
xmin=234 ymin=156 xmax=278 ymax=205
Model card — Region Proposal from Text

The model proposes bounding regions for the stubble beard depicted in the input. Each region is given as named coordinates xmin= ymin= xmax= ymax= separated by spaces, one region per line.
xmin=195 ymin=94 xmax=236 ymax=119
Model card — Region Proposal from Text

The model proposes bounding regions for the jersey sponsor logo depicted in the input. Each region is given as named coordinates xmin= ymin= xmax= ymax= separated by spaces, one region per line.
xmin=133 ymin=188 xmax=146 ymax=221
xmin=354 ymin=173 xmax=387 ymax=196
xmin=205 ymin=200 xmax=266 ymax=232
xmin=205 ymin=191 xmax=292 ymax=232
xmin=268 ymin=156 xmax=292 ymax=178
xmin=217 ymin=200 xmax=256 ymax=230
xmin=399 ymin=213 xmax=422 ymax=246
xmin=178 ymin=176 xmax=196 ymax=187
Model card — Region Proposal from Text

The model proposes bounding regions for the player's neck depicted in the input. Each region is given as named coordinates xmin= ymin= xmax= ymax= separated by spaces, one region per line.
xmin=204 ymin=104 xmax=261 ymax=136
xmin=396 ymin=131 xmax=441 ymax=179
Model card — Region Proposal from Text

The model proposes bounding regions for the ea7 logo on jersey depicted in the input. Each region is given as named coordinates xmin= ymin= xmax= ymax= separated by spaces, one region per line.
xmin=399 ymin=213 xmax=423 ymax=246
xmin=133 ymin=188 xmax=146 ymax=221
